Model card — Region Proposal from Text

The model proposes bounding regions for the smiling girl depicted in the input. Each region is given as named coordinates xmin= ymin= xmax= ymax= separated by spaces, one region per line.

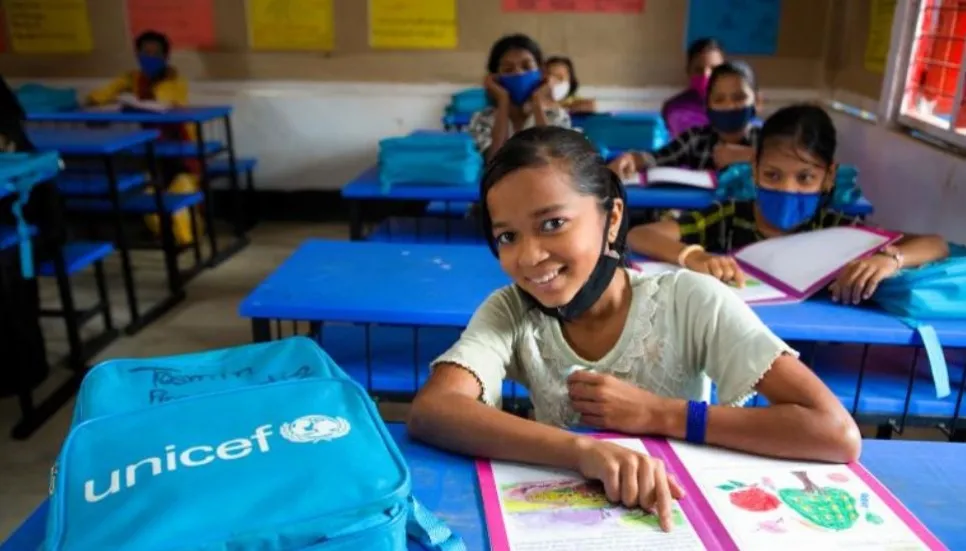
xmin=408 ymin=126 xmax=861 ymax=532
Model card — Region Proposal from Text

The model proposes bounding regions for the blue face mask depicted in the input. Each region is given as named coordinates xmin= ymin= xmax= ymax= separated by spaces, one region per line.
xmin=498 ymin=70 xmax=543 ymax=105
xmin=756 ymin=187 xmax=822 ymax=231
xmin=137 ymin=54 xmax=167 ymax=79
xmin=707 ymin=105 xmax=756 ymax=133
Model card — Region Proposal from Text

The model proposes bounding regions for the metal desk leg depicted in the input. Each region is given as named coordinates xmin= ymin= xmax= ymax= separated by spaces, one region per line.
xmin=147 ymin=141 xmax=183 ymax=296
xmin=252 ymin=318 xmax=272 ymax=342
xmin=223 ymin=115 xmax=247 ymax=239
xmin=104 ymin=154 xmax=141 ymax=328
xmin=349 ymin=200 xmax=364 ymax=241
xmin=194 ymin=123 xmax=220 ymax=263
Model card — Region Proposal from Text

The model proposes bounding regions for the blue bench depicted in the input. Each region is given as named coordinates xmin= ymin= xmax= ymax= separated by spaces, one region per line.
xmin=66 ymin=192 xmax=204 ymax=215
xmin=56 ymin=171 xmax=149 ymax=197
xmin=425 ymin=200 xmax=472 ymax=217
xmin=132 ymin=140 xmax=224 ymax=158
xmin=367 ymin=216 xmax=484 ymax=245
xmin=38 ymin=242 xmax=118 ymax=362
xmin=207 ymin=157 xmax=257 ymax=177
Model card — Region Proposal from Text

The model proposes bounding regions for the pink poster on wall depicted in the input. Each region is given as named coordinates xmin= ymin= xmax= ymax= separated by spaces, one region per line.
xmin=502 ymin=0 xmax=644 ymax=13
xmin=126 ymin=0 xmax=216 ymax=50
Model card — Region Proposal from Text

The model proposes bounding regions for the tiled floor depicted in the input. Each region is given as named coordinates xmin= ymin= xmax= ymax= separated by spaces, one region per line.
xmin=0 ymin=221 xmax=949 ymax=541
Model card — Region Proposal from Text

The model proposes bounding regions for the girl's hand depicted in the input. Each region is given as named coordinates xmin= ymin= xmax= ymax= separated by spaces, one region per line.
xmin=573 ymin=437 xmax=685 ymax=532
xmin=829 ymin=254 xmax=899 ymax=304
xmin=568 ymin=371 xmax=667 ymax=433
xmin=608 ymin=153 xmax=638 ymax=179
xmin=483 ymin=74 xmax=509 ymax=106
xmin=684 ymin=251 xmax=746 ymax=287
xmin=530 ymin=80 xmax=552 ymax=108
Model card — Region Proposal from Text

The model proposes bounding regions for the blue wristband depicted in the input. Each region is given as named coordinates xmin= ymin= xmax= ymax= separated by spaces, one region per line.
xmin=685 ymin=400 xmax=708 ymax=445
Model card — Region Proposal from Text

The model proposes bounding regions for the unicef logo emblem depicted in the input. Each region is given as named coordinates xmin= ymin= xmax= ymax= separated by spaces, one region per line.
xmin=280 ymin=415 xmax=351 ymax=444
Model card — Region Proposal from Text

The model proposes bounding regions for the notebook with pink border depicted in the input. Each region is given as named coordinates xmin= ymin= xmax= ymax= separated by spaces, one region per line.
xmin=476 ymin=434 xmax=946 ymax=550
xmin=632 ymin=226 xmax=902 ymax=306
xmin=623 ymin=167 xmax=718 ymax=190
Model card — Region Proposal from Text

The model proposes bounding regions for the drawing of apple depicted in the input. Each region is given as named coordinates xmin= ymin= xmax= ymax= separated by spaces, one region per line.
xmin=729 ymin=486 xmax=781 ymax=512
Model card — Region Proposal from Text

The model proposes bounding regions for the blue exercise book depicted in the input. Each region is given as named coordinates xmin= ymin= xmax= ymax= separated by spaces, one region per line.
xmin=378 ymin=134 xmax=483 ymax=192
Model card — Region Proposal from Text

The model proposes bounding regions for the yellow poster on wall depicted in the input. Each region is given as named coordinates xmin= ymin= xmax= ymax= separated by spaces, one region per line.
xmin=7 ymin=0 xmax=93 ymax=53
xmin=369 ymin=0 xmax=457 ymax=50
xmin=864 ymin=0 xmax=897 ymax=74
xmin=248 ymin=0 xmax=335 ymax=51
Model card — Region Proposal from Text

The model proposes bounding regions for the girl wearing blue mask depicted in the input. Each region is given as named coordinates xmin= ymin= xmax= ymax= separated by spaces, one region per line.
xmin=409 ymin=126 xmax=860 ymax=533
xmin=86 ymin=30 xmax=203 ymax=246
xmin=468 ymin=34 xmax=572 ymax=160
xmin=608 ymin=61 xmax=760 ymax=177
xmin=626 ymin=103 xmax=949 ymax=303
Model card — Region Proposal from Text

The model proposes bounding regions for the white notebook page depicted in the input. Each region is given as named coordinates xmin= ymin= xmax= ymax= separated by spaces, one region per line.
xmin=486 ymin=438 xmax=705 ymax=550
xmin=646 ymin=167 xmax=715 ymax=189
xmin=669 ymin=442 xmax=931 ymax=551
xmin=733 ymin=227 xmax=893 ymax=294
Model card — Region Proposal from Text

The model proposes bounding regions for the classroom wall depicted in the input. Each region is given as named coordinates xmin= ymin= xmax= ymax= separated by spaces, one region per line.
xmin=834 ymin=112 xmax=966 ymax=244
xmin=0 ymin=0 xmax=832 ymax=89
xmin=825 ymin=0 xmax=886 ymax=101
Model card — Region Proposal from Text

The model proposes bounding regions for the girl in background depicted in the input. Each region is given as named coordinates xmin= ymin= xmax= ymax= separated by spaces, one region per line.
xmin=627 ymin=103 xmax=949 ymax=303
xmin=86 ymin=31 xmax=201 ymax=246
xmin=469 ymin=34 xmax=572 ymax=160
xmin=409 ymin=126 xmax=861 ymax=532
xmin=662 ymin=38 xmax=725 ymax=137
xmin=609 ymin=61 xmax=760 ymax=176
xmin=545 ymin=56 xmax=597 ymax=114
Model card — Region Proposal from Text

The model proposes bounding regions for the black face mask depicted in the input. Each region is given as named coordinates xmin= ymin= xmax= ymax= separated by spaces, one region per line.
xmin=483 ymin=175 xmax=630 ymax=322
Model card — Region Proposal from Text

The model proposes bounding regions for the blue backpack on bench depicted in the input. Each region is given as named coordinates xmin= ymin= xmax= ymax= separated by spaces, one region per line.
xmin=45 ymin=337 xmax=465 ymax=551
xmin=873 ymin=243 xmax=966 ymax=399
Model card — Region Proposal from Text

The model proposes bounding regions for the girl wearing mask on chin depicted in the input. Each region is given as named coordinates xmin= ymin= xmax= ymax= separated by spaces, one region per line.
xmin=409 ymin=126 xmax=862 ymax=533
xmin=545 ymin=56 xmax=597 ymax=114
xmin=662 ymin=38 xmax=725 ymax=137
xmin=86 ymin=30 xmax=202 ymax=245
xmin=608 ymin=61 xmax=760 ymax=178
xmin=468 ymin=34 xmax=572 ymax=161
xmin=626 ymin=104 xmax=949 ymax=301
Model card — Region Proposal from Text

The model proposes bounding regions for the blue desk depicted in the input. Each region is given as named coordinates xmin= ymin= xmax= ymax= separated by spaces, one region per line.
xmin=238 ymin=240 xmax=966 ymax=425
xmin=27 ymin=105 xmax=232 ymax=125
xmin=342 ymin=165 xmax=876 ymax=240
xmin=28 ymin=105 xmax=250 ymax=266
xmin=28 ymin=127 xmax=159 ymax=156
xmin=26 ymin=126 xmax=185 ymax=335
xmin=4 ymin=424 xmax=964 ymax=550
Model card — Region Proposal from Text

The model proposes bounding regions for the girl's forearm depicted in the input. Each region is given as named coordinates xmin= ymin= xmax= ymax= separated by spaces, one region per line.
xmin=895 ymin=234 xmax=949 ymax=268
xmin=408 ymin=393 xmax=586 ymax=469
xmin=627 ymin=223 xmax=687 ymax=262
xmin=487 ymin=103 xmax=511 ymax=160
xmin=652 ymin=398 xmax=861 ymax=463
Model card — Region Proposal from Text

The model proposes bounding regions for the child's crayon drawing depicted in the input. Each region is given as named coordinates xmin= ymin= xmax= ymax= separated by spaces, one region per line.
xmin=698 ymin=467 xmax=930 ymax=549
xmin=499 ymin=479 xmax=686 ymax=530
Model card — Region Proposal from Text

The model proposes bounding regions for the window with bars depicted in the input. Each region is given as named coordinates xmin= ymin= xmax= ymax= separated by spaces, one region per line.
xmin=893 ymin=0 xmax=966 ymax=147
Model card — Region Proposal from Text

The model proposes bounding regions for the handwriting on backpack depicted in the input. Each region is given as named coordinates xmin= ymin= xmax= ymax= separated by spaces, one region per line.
xmin=129 ymin=365 xmax=316 ymax=404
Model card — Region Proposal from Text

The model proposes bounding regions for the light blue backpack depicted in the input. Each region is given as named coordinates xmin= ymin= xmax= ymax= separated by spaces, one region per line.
xmin=0 ymin=151 xmax=62 ymax=278
xmin=378 ymin=133 xmax=482 ymax=192
xmin=873 ymin=243 xmax=966 ymax=399
xmin=46 ymin=337 xmax=465 ymax=551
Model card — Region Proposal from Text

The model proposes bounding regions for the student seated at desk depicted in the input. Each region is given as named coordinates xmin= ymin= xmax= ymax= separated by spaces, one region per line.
xmin=662 ymin=38 xmax=725 ymax=137
xmin=627 ymin=103 xmax=949 ymax=304
xmin=408 ymin=126 xmax=861 ymax=532
xmin=608 ymin=61 xmax=759 ymax=176
xmin=545 ymin=56 xmax=597 ymax=114
xmin=469 ymin=34 xmax=571 ymax=161
xmin=85 ymin=30 xmax=201 ymax=246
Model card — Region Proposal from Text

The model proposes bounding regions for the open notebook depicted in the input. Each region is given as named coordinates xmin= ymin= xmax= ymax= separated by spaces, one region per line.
xmin=623 ymin=167 xmax=717 ymax=190
xmin=477 ymin=435 xmax=946 ymax=550
xmin=87 ymin=93 xmax=170 ymax=113
xmin=632 ymin=226 xmax=902 ymax=305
